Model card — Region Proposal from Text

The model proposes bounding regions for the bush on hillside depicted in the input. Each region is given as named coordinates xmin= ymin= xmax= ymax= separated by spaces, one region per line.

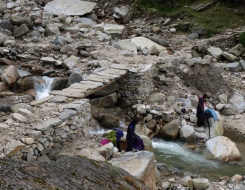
xmin=239 ymin=32 xmax=245 ymax=47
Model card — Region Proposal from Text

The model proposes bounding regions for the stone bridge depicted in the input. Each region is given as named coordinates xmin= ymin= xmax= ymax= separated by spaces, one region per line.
xmin=49 ymin=64 xmax=131 ymax=98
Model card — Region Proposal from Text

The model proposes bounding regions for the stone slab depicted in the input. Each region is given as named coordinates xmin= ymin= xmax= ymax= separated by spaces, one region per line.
xmin=35 ymin=118 xmax=62 ymax=131
xmin=63 ymin=88 xmax=87 ymax=93
xmin=79 ymin=80 xmax=104 ymax=86
xmin=50 ymin=90 xmax=84 ymax=98
xmin=69 ymin=82 xmax=102 ymax=90
xmin=85 ymin=75 xmax=110 ymax=83
xmin=110 ymin=64 xmax=132 ymax=70
xmin=31 ymin=95 xmax=54 ymax=106
xmin=95 ymin=71 xmax=121 ymax=78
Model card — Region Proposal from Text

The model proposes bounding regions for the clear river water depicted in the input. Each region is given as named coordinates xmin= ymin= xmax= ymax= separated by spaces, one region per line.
xmin=153 ymin=132 xmax=245 ymax=179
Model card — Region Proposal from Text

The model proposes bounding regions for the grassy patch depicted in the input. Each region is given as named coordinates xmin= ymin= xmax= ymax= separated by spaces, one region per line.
xmin=239 ymin=32 xmax=245 ymax=46
xmin=134 ymin=0 xmax=245 ymax=35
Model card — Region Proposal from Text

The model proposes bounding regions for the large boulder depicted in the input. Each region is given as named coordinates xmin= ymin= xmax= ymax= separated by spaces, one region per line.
xmin=229 ymin=93 xmax=245 ymax=113
xmin=158 ymin=121 xmax=179 ymax=140
xmin=44 ymin=0 xmax=96 ymax=16
xmin=179 ymin=125 xmax=196 ymax=143
xmin=206 ymin=136 xmax=241 ymax=162
xmin=109 ymin=151 xmax=157 ymax=190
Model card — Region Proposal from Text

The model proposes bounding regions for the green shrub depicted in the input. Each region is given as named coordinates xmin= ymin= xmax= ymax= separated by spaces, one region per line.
xmin=239 ymin=32 xmax=245 ymax=46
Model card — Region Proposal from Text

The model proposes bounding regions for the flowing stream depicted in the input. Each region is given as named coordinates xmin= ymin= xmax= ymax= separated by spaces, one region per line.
xmin=34 ymin=76 xmax=54 ymax=100
xmin=153 ymin=134 xmax=245 ymax=179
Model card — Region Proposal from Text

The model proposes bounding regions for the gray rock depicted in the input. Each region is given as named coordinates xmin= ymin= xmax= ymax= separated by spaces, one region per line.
xmin=180 ymin=125 xmax=196 ymax=142
xmin=113 ymin=6 xmax=133 ymax=24
xmin=193 ymin=178 xmax=210 ymax=189
xmin=0 ymin=19 xmax=14 ymax=31
xmin=207 ymin=46 xmax=223 ymax=60
xmin=52 ymin=36 xmax=65 ymax=46
xmin=45 ymin=24 xmax=60 ymax=36
xmin=229 ymin=93 xmax=245 ymax=113
xmin=116 ymin=97 xmax=132 ymax=108
xmin=90 ymin=92 xmax=118 ymax=108
xmin=68 ymin=71 xmax=83 ymax=86
xmin=222 ymin=62 xmax=242 ymax=72
xmin=147 ymin=93 xmax=165 ymax=103
xmin=93 ymin=82 xmax=119 ymax=96
xmin=44 ymin=0 xmax=97 ymax=16
xmin=221 ymin=105 xmax=237 ymax=116
xmin=188 ymin=33 xmax=199 ymax=39
xmin=59 ymin=109 xmax=77 ymax=121
xmin=11 ymin=15 xmax=33 ymax=29
xmin=13 ymin=24 xmax=30 ymax=38
xmin=159 ymin=121 xmax=179 ymax=140
xmin=229 ymin=43 xmax=245 ymax=57
xmin=35 ymin=118 xmax=62 ymax=131
xmin=51 ymin=77 xmax=68 ymax=90
xmin=62 ymin=55 xmax=80 ymax=70
xmin=11 ymin=103 xmax=35 ymax=113
xmin=222 ymin=52 xmax=239 ymax=62
xmin=1 ymin=65 xmax=20 ymax=87
xmin=191 ymin=27 xmax=207 ymax=35
xmin=218 ymin=93 xmax=228 ymax=104
xmin=98 ymin=114 xmax=120 ymax=129
xmin=240 ymin=60 xmax=245 ymax=71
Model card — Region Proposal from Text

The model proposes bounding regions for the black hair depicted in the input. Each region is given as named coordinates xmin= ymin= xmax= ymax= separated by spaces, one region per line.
xmin=132 ymin=117 xmax=141 ymax=125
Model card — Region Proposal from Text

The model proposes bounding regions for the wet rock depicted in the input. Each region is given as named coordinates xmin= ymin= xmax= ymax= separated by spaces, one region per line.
xmin=206 ymin=136 xmax=241 ymax=161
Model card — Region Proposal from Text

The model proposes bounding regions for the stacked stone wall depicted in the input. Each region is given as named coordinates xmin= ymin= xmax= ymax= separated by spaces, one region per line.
xmin=2 ymin=98 xmax=91 ymax=161
xmin=119 ymin=64 xmax=155 ymax=104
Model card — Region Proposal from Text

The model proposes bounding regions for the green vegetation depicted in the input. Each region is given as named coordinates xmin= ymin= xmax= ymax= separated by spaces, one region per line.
xmin=239 ymin=32 xmax=245 ymax=46
xmin=134 ymin=0 xmax=245 ymax=36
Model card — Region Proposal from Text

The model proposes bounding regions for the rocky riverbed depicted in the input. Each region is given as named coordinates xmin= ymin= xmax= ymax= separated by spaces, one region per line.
xmin=0 ymin=0 xmax=245 ymax=189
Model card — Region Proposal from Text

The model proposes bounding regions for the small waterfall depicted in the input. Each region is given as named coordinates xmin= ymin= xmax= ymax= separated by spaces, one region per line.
xmin=34 ymin=76 xmax=54 ymax=100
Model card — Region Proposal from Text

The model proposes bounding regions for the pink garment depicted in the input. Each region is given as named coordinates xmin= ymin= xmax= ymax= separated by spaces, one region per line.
xmin=100 ymin=139 xmax=111 ymax=145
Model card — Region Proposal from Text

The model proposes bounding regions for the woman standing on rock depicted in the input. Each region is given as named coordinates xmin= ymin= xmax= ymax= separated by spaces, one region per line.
xmin=196 ymin=94 xmax=208 ymax=127
xmin=126 ymin=117 xmax=141 ymax=152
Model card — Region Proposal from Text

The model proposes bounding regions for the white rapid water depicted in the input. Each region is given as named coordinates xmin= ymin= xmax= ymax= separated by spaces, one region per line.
xmin=35 ymin=76 xmax=54 ymax=100
xmin=152 ymin=139 xmax=219 ymax=168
